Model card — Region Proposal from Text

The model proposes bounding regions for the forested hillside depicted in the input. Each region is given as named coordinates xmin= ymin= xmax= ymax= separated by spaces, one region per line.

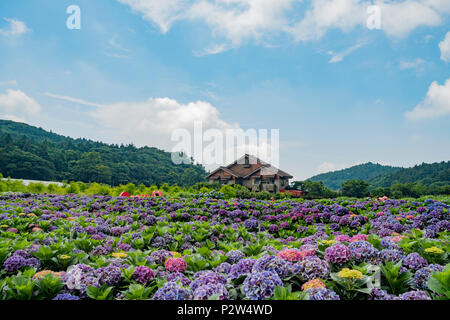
xmin=0 ymin=120 xmax=207 ymax=186
xmin=369 ymin=161 xmax=450 ymax=189
xmin=309 ymin=162 xmax=401 ymax=190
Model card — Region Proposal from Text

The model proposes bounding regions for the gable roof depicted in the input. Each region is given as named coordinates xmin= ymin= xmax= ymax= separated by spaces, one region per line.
xmin=206 ymin=154 xmax=293 ymax=179
xmin=205 ymin=166 xmax=239 ymax=178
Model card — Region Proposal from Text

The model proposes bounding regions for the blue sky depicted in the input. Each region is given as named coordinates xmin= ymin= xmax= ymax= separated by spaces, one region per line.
xmin=0 ymin=0 xmax=449 ymax=180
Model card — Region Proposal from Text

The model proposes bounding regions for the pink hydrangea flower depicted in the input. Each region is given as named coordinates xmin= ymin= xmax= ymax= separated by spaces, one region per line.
xmin=350 ymin=234 xmax=368 ymax=242
xmin=277 ymin=249 xmax=303 ymax=262
xmin=301 ymin=279 xmax=326 ymax=291
xmin=335 ymin=235 xmax=351 ymax=242
xmin=299 ymin=249 xmax=316 ymax=260
xmin=391 ymin=235 xmax=406 ymax=243
xmin=165 ymin=257 xmax=187 ymax=272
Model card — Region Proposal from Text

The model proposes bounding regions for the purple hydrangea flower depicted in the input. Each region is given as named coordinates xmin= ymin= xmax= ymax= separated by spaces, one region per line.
xmin=252 ymin=255 xmax=290 ymax=279
xmin=414 ymin=264 xmax=444 ymax=290
xmin=95 ymin=265 xmax=122 ymax=286
xmin=3 ymin=255 xmax=26 ymax=272
xmin=153 ymin=282 xmax=192 ymax=300
xmin=166 ymin=272 xmax=191 ymax=286
xmin=53 ymin=293 xmax=80 ymax=300
xmin=403 ymin=253 xmax=428 ymax=271
xmin=226 ymin=250 xmax=245 ymax=264
xmin=307 ymin=287 xmax=340 ymax=300
xmin=369 ymin=288 xmax=397 ymax=300
xmin=190 ymin=271 xmax=227 ymax=291
xmin=243 ymin=271 xmax=282 ymax=300
xmin=324 ymin=244 xmax=350 ymax=264
xmin=347 ymin=241 xmax=380 ymax=264
xmin=193 ymin=283 xmax=229 ymax=300
xmin=228 ymin=258 xmax=256 ymax=280
xmin=243 ymin=219 xmax=259 ymax=230
xmin=117 ymin=243 xmax=131 ymax=251
xmin=12 ymin=250 xmax=31 ymax=258
xmin=291 ymin=256 xmax=330 ymax=281
xmin=379 ymin=249 xmax=405 ymax=263
xmin=24 ymin=257 xmax=41 ymax=270
xmin=214 ymin=262 xmax=232 ymax=274
xmin=62 ymin=264 xmax=99 ymax=297
xmin=399 ymin=290 xmax=431 ymax=300
xmin=151 ymin=250 xmax=173 ymax=265
xmin=132 ymin=266 xmax=156 ymax=285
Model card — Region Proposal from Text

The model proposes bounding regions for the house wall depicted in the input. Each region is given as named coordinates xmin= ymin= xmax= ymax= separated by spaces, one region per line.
xmin=208 ymin=163 xmax=291 ymax=193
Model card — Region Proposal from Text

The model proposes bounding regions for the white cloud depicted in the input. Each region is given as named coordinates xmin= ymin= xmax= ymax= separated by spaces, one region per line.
xmin=0 ymin=18 xmax=30 ymax=36
xmin=117 ymin=0 xmax=187 ymax=33
xmin=105 ymin=52 xmax=130 ymax=59
xmin=405 ymin=78 xmax=450 ymax=119
xmin=316 ymin=162 xmax=347 ymax=174
xmin=45 ymin=92 xmax=238 ymax=149
xmin=93 ymin=97 xmax=238 ymax=136
xmin=375 ymin=0 xmax=442 ymax=38
xmin=0 ymin=114 xmax=26 ymax=123
xmin=316 ymin=160 xmax=364 ymax=174
xmin=424 ymin=0 xmax=450 ymax=14
xmin=43 ymin=92 xmax=281 ymax=168
xmin=0 ymin=89 xmax=40 ymax=116
xmin=399 ymin=57 xmax=425 ymax=71
xmin=91 ymin=97 xmax=255 ymax=168
xmin=328 ymin=41 xmax=367 ymax=63
xmin=118 ymin=0 xmax=450 ymax=50
xmin=187 ymin=0 xmax=296 ymax=46
xmin=108 ymin=36 xmax=130 ymax=52
xmin=439 ymin=32 xmax=450 ymax=63
xmin=291 ymin=0 xmax=367 ymax=42
xmin=44 ymin=92 xmax=105 ymax=108
xmin=0 ymin=80 xmax=17 ymax=86
xmin=194 ymin=43 xmax=230 ymax=56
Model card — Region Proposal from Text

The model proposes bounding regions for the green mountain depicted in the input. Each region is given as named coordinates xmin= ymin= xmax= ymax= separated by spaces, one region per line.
xmin=0 ymin=120 xmax=207 ymax=186
xmin=369 ymin=161 xmax=450 ymax=188
xmin=309 ymin=162 xmax=402 ymax=190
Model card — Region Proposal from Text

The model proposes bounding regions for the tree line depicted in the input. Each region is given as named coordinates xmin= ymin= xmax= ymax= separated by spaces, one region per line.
xmin=0 ymin=120 xmax=207 ymax=187
xmin=292 ymin=179 xmax=450 ymax=199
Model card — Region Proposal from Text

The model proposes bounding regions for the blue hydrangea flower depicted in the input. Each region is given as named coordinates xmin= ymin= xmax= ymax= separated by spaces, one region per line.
xmin=252 ymin=255 xmax=290 ymax=279
xmin=403 ymin=253 xmax=428 ymax=271
xmin=190 ymin=271 xmax=227 ymax=291
xmin=193 ymin=283 xmax=229 ymax=300
xmin=414 ymin=264 xmax=444 ymax=290
xmin=214 ymin=262 xmax=232 ymax=274
xmin=95 ymin=265 xmax=122 ymax=286
xmin=347 ymin=240 xmax=380 ymax=264
xmin=153 ymin=281 xmax=192 ymax=300
xmin=167 ymin=272 xmax=191 ymax=286
xmin=400 ymin=290 xmax=431 ymax=300
xmin=379 ymin=249 xmax=405 ymax=263
xmin=228 ymin=258 xmax=256 ymax=280
xmin=291 ymin=256 xmax=330 ymax=281
xmin=226 ymin=250 xmax=245 ymax=264
xmin=53 ymin=293 xmax=80 ymax=300
xmin=307 ymin=287 xmax=340 ymax=300
xmin=243 ymin=271 xmax=282 ymax=300
xmin=3 ymin=255 xmax=26 ymax=272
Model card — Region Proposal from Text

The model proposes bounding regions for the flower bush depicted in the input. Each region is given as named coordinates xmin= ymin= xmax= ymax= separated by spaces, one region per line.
xmin=0 ymin=193 xmax=447 ymax=300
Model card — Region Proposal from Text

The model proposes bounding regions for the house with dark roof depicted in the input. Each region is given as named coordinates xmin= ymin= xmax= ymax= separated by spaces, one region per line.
xmin=206 ymin=154 xmax=293 ymax=193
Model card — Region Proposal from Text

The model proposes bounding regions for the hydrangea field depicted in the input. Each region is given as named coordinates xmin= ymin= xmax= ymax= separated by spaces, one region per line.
xmin=0 ymin=193 xmax=449 ymax=300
